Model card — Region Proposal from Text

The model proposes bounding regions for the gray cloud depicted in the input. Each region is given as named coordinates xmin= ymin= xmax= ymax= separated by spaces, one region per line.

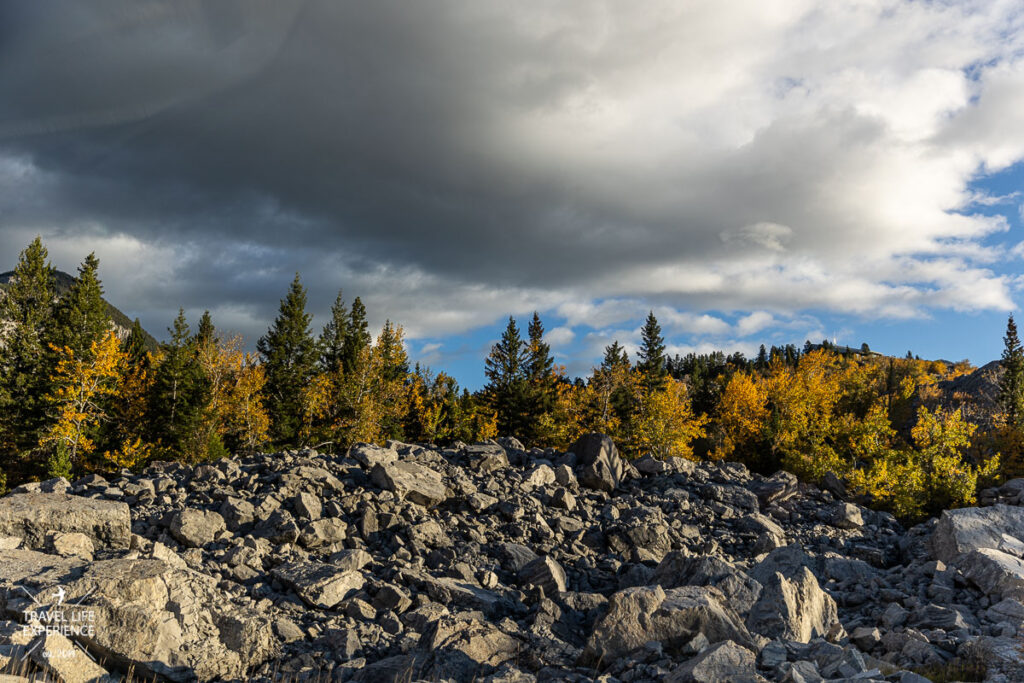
xmin=1 ymin=0 xmax=1022 ymax=360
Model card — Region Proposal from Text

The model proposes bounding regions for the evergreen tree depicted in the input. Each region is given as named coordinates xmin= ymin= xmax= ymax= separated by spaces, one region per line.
xmin=49 ymin=253 xmax=110 ymax=361
xmin=524 ymin=312 xmax=557 ymax=444
xmin=258 ymin=274 xmax=318 ymax=445
xmin=637 ymin=311 xmax=668 ymax=388
xmin=195 ymin=310 xmax=216 ymax=347
xmin=147 ymin=310 xmax=211 ymax=461
xmin=602 ymin=341 xmax=630 ymax=371
xmin=342 ymin=296 xmax=371 ymax=375
xmin=319 ymin=290 xmax=349 ymax=372
xmin=122 ymin=319 xmax=149 ymax=364
xmin=1000 ymin=314 xmax=1024 ymax=427
xmin=484 ymin=316 xmax=529 ymax=438
xmin=0 ymin=237 xmax=56 ymax=482
xmin=756 ymin=344 xmax=768 ymax=370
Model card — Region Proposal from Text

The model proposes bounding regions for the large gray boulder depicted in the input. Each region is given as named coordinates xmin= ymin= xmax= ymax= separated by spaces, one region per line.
xmin=569 ymin=433 xmax=629 ymax=493
xmin=930 ymin=504 xmax=1024 ymax=563
xmin=272 ymin=561 xmax=365 ymax=609
xmin=0 ymin=551 xmax=277 ymax=682
xmin=745 ymin=566 xmax=839 ymax=642
xmin=667 ymin=640 xmax=761 ymax=682
xmin=652 ymin=554 xmax=763 ymax=616
xmin=581 ymin=584 xmax=755 ymax=665
xmin=169 ymin=508 xmax=226 ymax=548
xmin=517 ymin=556 xmax=566 ymax=596
xmin=371 ymin=461 xmax=448 ymax=507
xmin=0 ymin=493 xmax=130 ymax=550
xmin=958 ymin=548 xmax=1024 ymax=602
xmin=420 ymin=616 xmax=522 ymax=678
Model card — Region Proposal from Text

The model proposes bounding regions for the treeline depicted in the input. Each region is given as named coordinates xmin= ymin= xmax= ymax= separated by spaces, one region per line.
xmin=0 ymin=238 xmax=1018 ymax=521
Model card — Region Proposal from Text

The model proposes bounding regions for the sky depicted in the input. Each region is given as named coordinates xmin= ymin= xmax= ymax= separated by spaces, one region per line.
xmin=3 ymin=1 xmax=1024 ymax=389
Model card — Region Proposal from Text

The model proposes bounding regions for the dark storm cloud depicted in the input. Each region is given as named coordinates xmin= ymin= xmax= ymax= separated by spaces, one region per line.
xmin=1 ymin=0 xmax=1022 ymax=349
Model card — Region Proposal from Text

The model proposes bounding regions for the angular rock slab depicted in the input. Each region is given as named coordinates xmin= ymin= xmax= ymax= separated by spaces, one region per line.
xmin=517 ymin=556 xmax=567 ymax=597
xmin=272 ymin=561 xmax=365 ymax=609
xmin=570 ymin=433 xmax=629 ymax=493
xmin=169 ymin=508 xmax=226 ymax=548
xmin=28 ymin=631 xmax=115 ymax=683
xmin=421 ymin=616 xmax=522 ymax=678
xmin=5 ymin=554 xmax=277 ymax=682
xmin=930 ymin=504 xmax=1024 ymax=564
xmin=653 ymin=554 xmax=763 ymax=617
xmin=582 ymin=584 xmax=755 ymax=666
xmin=667 ymin=640 xmax=760 ymax=683
xmin=0 ymin=493 xmax=130 ymax=550
xmin=746 ymin=566 xmax=838 ymax=643
xmin=371 ymin=461 xmax=448 ymax=507
xmin=959 ymin=547 xmax=1024 ymax=602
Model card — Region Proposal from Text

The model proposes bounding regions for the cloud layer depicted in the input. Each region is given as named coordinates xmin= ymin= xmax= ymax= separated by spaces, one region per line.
xmin=2 ymin=0 xmax=1024 ymax=371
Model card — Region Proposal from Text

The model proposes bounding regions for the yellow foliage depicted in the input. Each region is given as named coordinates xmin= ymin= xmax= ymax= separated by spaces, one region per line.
xmin=713 ymin=371 xmax=768 ymax=461
xmin=224 ymin=353 xmax=270 ymax=453
xmin=40 ymin=331 xmax=126 ymax=468
xmin=630 ymin=376 xmax=708 ymax=460
xmin=103 ymin=437 xmax=152 ymax=471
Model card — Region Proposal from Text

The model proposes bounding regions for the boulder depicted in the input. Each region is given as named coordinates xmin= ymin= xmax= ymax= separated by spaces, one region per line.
xmin=930 ymin=504 xmax=1024 ymax=563
xmin=652 ymin=554 xmax=763 ymax=616
xmin=169 ymin=508 xmax=226 ymax=548
xmin=959 ymin=547 xmax=1024 ymax=601
xmin=349 ymin=443 xmax=399 ymax=469
xmin=570 ymin=433 xmax=629 ymax=493
xmin=0 ymin=493 xmax=130 ymax=550
xmin=746 ymin=567 xmax=839 ymax=642
xmin=371 ymin=461 xmax=448 ymax=507
xmin=420 ymin=616 xmax=521 ymax=677
xmin=6 ymin=555 xmax=277 ymax=682
xmin=582 ymin=584 xmax=755 ymax=665
xmin=28 ymin=631 xmax=115 ymax=683
xmin=272 ymin=561 xmax=365 ymax=609
xmin=517 ymin=556 xmax=566 ymax=596
xmin=829 ymin=502 xmax=864 ymax=530
xmin=667 ymin=640 xmax=760 ymax=683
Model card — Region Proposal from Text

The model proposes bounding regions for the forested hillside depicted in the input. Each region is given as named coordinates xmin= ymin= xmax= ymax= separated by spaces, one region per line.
xmin=1 ymin=237 xmax=1020 ymax=522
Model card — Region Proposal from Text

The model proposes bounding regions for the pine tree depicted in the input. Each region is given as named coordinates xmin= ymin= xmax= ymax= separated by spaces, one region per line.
xmin=49 ymin=253 xmax=110 ymax=362
xmin=0 ymin=237 xmax=57 ymax=483
xmin=122 ymin=319 xmax=149 ymax=364
xmin=195 ymin=311 xmax=216 ymax=347
xmin=342 ymin=296 xmax=371 ymax=375
xmin=756 ymin=344 xmax=768 ymax=370
xmin=484 ymin=316 xmax=530 ymax=438
xmin=258 ymin=274 xmax=318 ymax=446
xmin=319 ymin=290 xmax=349 ymax=372
xmin=637 ymin=311 xmax=667 ymax=389
xmin=1000 ymin=314 xmax=1024 ymax=427
xmin=148 ymin=310 xmax=211 ymax=461
xmin=602 ymin=341 xmax=630 ymax=371
xmin=524 ymin=312 xmax=557 ymax=444
xmin=372 ymin=321 xmax=410 ymax=440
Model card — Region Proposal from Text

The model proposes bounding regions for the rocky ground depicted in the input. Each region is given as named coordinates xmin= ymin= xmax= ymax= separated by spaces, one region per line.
xmin=1 ymin=433 xmax=1024 ymax=682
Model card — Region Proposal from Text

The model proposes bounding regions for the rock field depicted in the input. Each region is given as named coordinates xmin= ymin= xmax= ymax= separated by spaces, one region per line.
xmin=1 ymin=433 xmax=1024 ymax=682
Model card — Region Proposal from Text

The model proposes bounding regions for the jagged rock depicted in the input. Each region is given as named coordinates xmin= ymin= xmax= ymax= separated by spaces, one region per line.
xmin=746 ymin=567 xmax=839 ymax=642
xmin=520 ymin=465 xmax=556 ymax=490
xmin=570 ymin=433 xmax=628 ymax=493
xmin=292 ymin=491 xmax=322 ymax=520
xmin=518 ymin=556 xmax=566 ymax=596
xmin=829 ymin=502 xmax=863 ymax=530
xmin=299 ymin=517 xmax=347 ymax=548
xmin=464 ymin=443 xmax=510 ymax=473
xmin=667 ymin=640 xmax=760 ymax=682
xmin=958 ymin=547 xmax=1024 ymax=601
xmin=652 ymin=554 xmax=763 ymax=616
xmin=6 ymin=554 xmax=278 ymax=682
xmin=582 ymin=584 xmax=755 ymax=665
xmin=219 ymin=497 xmax=255 ymax=529
xmin=272 ymin=561 xmax=365 ymax=609
xmin=0 ymin=493 xmax=130 ymax=550
xmin=930 ymin=504 xmax=1024 ymax=563
xmin=420 ymin=616 xmax=522 ymax=677
xmin=748 ymin=471 xmax=798 ymax=506
xmin=28 ymin=631 xmax=115 ymax=683
xmin=44 ymin=532 xmax=94 ymax=560
xmin=169 ymin=508 xmax=226 ymax=547
xmin=370 ymin=461 xmax=448 ymax=507
xmin=349 ymin=443 xmax=399 ymax=469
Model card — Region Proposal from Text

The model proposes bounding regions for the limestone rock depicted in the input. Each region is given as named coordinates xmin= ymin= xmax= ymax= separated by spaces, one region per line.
xmin=570 ymin=433 xmax=629 ymax=493
xmin=0 ymin=493 xmax=130 ymax=550
xmin=370 ymin=461 xmax=448 ymax=507
xmin=272 ymin=561 xmax=365 ymax=609
xmin=169 ymin=508 xmax=226 ymax=548
xmin=667 ymin=640 xmax=760 ymax=683
xmin=746 ymin=566 xmax=839 ymax=643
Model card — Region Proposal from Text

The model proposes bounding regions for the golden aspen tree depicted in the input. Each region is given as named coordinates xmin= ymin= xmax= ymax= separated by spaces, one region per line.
xmin=40 ymin=331 xmax=126 ymax=478
xmin=630 ymin=376 xmax=708 ymax=460
xmin=713 ymin=371 xmax=768 ymax=461
xmin=223 ymin=352 xmax=270 ymax=454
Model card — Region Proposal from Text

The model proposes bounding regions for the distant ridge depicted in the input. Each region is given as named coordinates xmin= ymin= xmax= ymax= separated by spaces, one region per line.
xmin=0 ymin=269 xmax=159 ymax=352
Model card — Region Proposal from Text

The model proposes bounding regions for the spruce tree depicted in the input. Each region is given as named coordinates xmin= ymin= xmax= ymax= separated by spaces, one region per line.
xmin=258 ymin=274 xmax=318 ymax=445
xmin=319 ymin=291 xmax=349 ymax=372
xmin=524 ymin=312 xmax=556 ymax=443
xmin=1000 ymin=314 xmax=1024 ymax=427
xmin=122 ymin=319 xmax=150 ymax=365
xmin=637 ymin=311 xmax=668 ymax=388
xmin=484 ymin=316 xmax=529 ymax=438
xmin=148 ymin=310 xmax=211 ymax=460
xmin=194 ymin=310 xmax=217 ymax=347
xmin=342 ymin=296 xmax=371 ymax=375
xmin=602 ymin=341 xmax=630 ymax=371
xmin=756 ymin=344 xmax=768 ymax=370
xmin=0 ymin=237 xmax=56 ymax=482
xmin=49 ymin=252 xmax=110 ymax=361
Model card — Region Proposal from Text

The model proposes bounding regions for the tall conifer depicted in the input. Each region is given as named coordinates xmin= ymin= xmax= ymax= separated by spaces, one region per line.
xmin=319 ymin=291 xmax=349 ymax=372
xmin=484 ymin=316 xmax=529 ymax=438
xmin=148 ymin=309 xmax=211 ymax=460
xmin=0 ymin=237 xmax=56 ymax=482
xmin=637 ymin=311 xmax=668 ymax=389
xmin=342 ymin=296 xmax=371 ymax=375
xmin=49 ymin=252 xmax=110 ymax=361
xmin=1000 ymin=314 xmax=1024 ymax=427
xmin=258 ymin=274 xmax=318 ymax=445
